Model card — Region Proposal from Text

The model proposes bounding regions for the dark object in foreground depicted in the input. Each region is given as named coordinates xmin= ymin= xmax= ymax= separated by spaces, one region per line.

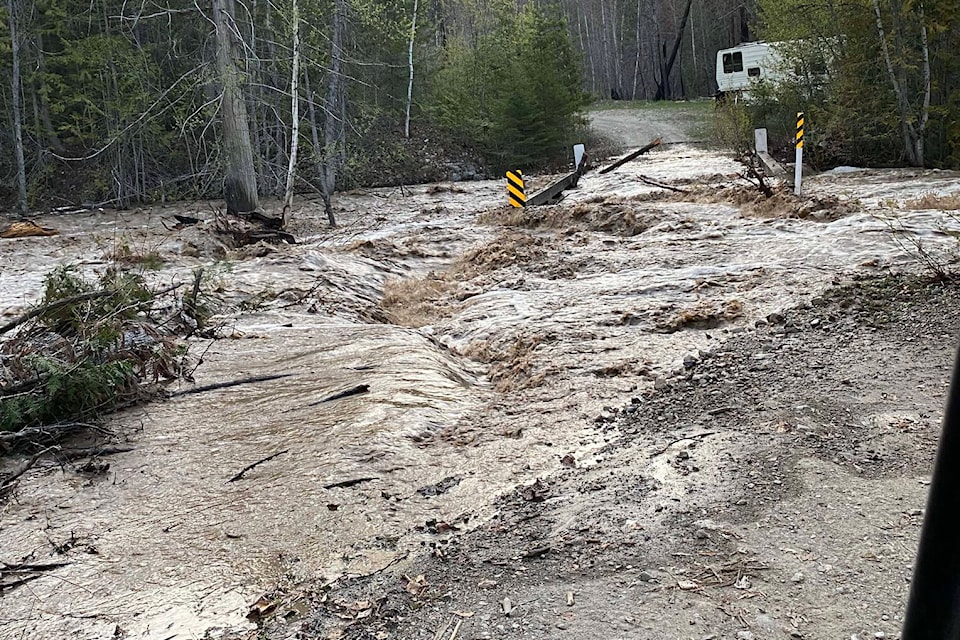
xmin=902 ymin=346 xmax=960 ymax=638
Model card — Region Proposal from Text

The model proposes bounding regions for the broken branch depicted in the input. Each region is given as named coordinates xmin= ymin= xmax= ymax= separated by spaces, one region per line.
xmin=227 ymin=449 xmax=290 ymax=483
xmin=307 ymin=384 xmax=370 ymax=406
xmin=638 ymin=174 xmax=688 ymax=193
xmin=171 ymin=373 xmax=293 ymax=397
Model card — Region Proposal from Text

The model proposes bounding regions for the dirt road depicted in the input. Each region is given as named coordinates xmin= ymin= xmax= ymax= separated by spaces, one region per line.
xmin=2 ymin=107 xmax=960 ymax=639
xmin=588 ymin=102 xmax=708 ymax=147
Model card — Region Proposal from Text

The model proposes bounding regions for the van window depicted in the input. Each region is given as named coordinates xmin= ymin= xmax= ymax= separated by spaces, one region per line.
xmin=723 ymin=52 xmax=744 ymax=74
xmin=747 ymin=67 xmax=761 ymax=77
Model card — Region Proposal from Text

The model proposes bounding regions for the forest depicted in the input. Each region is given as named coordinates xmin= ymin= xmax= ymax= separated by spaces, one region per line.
xmin=0 ymin=0 xmax=958 ymax=215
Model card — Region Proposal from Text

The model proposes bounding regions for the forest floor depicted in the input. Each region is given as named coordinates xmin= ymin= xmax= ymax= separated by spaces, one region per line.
xmin=2 ymin=103 xmax=960 ymax=640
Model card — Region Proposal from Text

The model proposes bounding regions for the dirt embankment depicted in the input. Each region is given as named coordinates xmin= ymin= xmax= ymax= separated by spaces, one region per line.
xmin=271 ymin=275 xmax=953 ymax=640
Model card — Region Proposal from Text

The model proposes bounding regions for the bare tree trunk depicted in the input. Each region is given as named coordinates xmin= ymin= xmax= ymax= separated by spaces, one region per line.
xmin=7 ymin=0 xmax=28 ymax=214
xmin=599 ymin=0 xmax=612 ymax=95
xmin=917 ymin=1 xmax=931 ymax=167
xmin=282 ymin=0 xmax=300 ymax=224
xmin=609 ymin=0 xmax=623 ymax=96
xmin=872 ymin=0 xmax=922 ymax=166
xmin=214 ymin=0 xmax=260 ymax=214
xmin=689 ymin=0 xmax=699 ymax=92
xmin=405 ymin=0 xmax=418 ymax=138
xmin=631 ymin=0 xmax=642 ymax=99
xmin=320 ymin=0 xmax=346 ymax=227
xmin=655 ymin=0 xmax=692 ymax=101
xmin=305 ymin=67 xmax=325 ymax=195
xmin=34 ymin=31 xmax=64 ymax=154
xmin=580 ymin=6 xmax=597 ymax=96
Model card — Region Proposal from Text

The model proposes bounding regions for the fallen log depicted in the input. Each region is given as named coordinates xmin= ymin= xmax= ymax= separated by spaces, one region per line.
xmin=638 ymin=174 xmax=688 ymax=193
xmin=0 ymin=220 xmax=59 ymax=239
xmin=599 ymin=138 xmax=662 ymax=174
xmin=0 ymin=422 xmax=106 ymax=445
xmin=170 ymin=373 xmax=293 ymax=397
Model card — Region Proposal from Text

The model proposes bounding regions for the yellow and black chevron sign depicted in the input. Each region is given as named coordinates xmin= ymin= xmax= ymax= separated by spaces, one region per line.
xmin=796 ymin=112 xmax=804 ymax=149
xmin=506 ymin=170 xmax=526 ymax=208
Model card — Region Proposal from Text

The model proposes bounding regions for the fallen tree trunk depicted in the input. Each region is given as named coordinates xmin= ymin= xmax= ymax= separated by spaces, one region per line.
xmin=599 ymin=138 xmax=662 ymax=174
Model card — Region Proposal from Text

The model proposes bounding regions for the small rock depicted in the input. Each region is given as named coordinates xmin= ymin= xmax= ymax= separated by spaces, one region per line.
xmin=875 ymin=633 xmax=886 ymax=639
xmin=737 ymin=632 xmax=755 ymax=640
xmin=683 ymin=354 xmax=699 ymax=369
xmin=638 ymin=570 xmax=657 ymax=582
xmin=791 ymin=571 xmax=805 ymax=583
xmin=810 ymin=318 xmax=821 ymax=327
xmin=767 ymin=312 xmax=785 ymax=324
xmin=555 ymin=622 xmax=569 ymax=630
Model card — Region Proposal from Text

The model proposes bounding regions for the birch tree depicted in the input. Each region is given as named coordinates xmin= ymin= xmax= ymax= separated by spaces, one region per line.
xmin=405 ymin=0 xmax=418 ymax=138
xmin=283 ymin=0 xmax=301 ymax=222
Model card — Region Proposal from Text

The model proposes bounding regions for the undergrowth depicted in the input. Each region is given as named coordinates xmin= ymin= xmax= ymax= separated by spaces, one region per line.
xmin=0 ymin=265 xmax=208 ymax=436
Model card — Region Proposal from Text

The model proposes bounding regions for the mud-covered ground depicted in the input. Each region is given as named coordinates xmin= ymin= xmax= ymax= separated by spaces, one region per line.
xmin=291 ymin=275 xmax=952 ymax=640
xmin=3 ymin=105 xmax=960 ymax=639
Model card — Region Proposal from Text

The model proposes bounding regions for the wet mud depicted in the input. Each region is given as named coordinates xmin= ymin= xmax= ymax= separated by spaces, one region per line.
xmin=2 ymin=145 xmax=960 ymax=638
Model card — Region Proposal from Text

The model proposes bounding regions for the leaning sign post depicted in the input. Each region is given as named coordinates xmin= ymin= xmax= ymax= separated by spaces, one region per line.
xmin=794 ymin=111 xmax=804 ymax=196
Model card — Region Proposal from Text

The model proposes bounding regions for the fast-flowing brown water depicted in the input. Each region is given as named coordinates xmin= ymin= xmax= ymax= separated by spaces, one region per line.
xmin=2 ymin=149 xmax=959 ymax=638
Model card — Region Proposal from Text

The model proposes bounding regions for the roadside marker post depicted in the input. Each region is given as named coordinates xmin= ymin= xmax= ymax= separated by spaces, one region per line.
xmin=506 ymin=170 xmax=526 ymax=208
xmin=794 ymin=112 xmax=804 ymax=196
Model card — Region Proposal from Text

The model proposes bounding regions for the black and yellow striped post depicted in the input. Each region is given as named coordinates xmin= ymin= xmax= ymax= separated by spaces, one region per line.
xmin=506 ymin=170 xmax=526 ymax=208
xmin=794 ymin=111 xmax=804 ymax=196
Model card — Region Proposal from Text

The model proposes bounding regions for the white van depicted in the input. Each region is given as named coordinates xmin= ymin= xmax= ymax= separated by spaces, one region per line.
xmin=715 ymin=41 xmax=784 ymax=96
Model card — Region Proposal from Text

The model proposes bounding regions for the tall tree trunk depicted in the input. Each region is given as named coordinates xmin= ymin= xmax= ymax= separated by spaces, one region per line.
xmin=405 ymin=0 xmax=418 ymax=138
xmin=7 ymin=0 xmax=28 ymax=215
xmin=655 ymin=0 xmax=693 ymax=101
xmin=320 ymin=0 xmax=346 ymax=227
xmin=34 ymin=31 xmax=64 ymax=154
xmin=917 ymin=1 xmax=931 ymax=167
xmin=581 ymin=6 xmax=598 ymax=96
xmin=872 ymin=0 xmax=922 ymax=166
xmin=283 ymin=0 xmax=301 ymax=223
xmin=599 ymin=0 xmax=612 ymax=95
xmin=214 ymin=0 xmax=260 ymax=214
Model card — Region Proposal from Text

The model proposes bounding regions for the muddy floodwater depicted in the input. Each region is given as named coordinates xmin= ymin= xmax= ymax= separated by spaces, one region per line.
xmin=2 ymin=147 xmax=960 ymax=639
